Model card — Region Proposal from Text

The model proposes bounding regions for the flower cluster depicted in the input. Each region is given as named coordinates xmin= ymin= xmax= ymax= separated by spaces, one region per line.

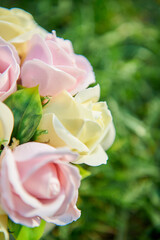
xmin=0 ymin=7 xmax=115 ymax=240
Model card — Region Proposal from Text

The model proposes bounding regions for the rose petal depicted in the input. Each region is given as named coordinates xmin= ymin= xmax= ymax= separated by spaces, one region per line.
xmin=47 ymin=40 xmax=75 ymax=66
xmin=1 ymin=148 xmax=42 ymax=209
xmin=75 ymin=84 xmax=100 ymax=103
xmin=0 ymin=102 xmax=14 ymax=145
xmin=0 ymin=21 xmax=24 ymax=41
xmin=101 ymin=122 xmax=116 ymax=150
xmin=0 ymin=45 xmax=19 ymax=79
xmin=74 ymin=144 xmax=108 ymax=166
xmin=43 ymin=90 xmax=94 ymax=120
xmin=0 ymin=82 xmax=17 ymax=102
xmin=25 ymin=34 xmax=53 ymax=65
xmin=38 ymin=113 xmax=89 ymax=153
xmin=52 ymin=31 xmax=74 ymax=55
xmin=0 ymin=67 xmax=10 ymax=92
xmin=44 ymin=201 xmax=80 ymax=225
xmin=69 ymin=54 xmax=95 ymax=95
xmin=21 ymin=59 xmax=76 ymax=96
xmin=0 ymin=39 xmax=20 ymax=101
xmin=0 ymin=37 xmax=20 ymax=64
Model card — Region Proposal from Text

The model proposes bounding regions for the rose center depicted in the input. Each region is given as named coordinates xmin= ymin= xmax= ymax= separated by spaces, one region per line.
xmin=23 ymin=163 xmax=61 ymax=199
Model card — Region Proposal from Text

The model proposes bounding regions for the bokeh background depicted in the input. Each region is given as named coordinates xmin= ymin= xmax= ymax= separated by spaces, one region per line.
xmin=1 ymin=0 xmax=160 ymax=239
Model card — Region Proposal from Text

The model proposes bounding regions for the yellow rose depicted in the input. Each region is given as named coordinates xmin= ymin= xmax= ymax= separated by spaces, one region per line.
xmin=0 ymin=7 xmax=47 ymax=59
xmin=37 ymin=85 xmax=115 ymax=166
xmin=0 ymin=102 xmax=14 ymax=146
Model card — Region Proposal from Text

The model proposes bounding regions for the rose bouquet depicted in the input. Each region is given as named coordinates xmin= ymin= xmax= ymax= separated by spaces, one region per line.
xmin=0 ymin=7 xmax=115 ymax=240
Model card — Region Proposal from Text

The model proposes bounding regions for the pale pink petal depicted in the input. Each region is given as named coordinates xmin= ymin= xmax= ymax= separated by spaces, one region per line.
xmin=51 ymin=164 xmax=80 ymax=217
xmin=25 ymin=34 xmax=53 ymax=65
xmin=44 ymin=191 xmax=80 ymax=225
xmin=69 ymin=54 xmax=95 ymax=95
xmin=21 ymin=156 xmax=80 ymax=220
xmin=0 ymin=36 xmax=20 ymax=64
xmin=57 ymin=65 xmax=86 ymax=83
xmin=13 ymin=143 xmax=79 ymax=219
xmin=0 ymin=45 xmax=17 ymax=75
xmin=47 ymin=40 xmax=75 ymax=66
xmin=23 ymin=164 xmax=61 ymax=199
xmin=25 ymin=192 xmax=66 ymax=218
xmin=1 ymin=151 xmax=15 ymax=210
xmin=21 ymin=59 xmax=76 ymax=96
xmin=22 ymin=164 xmax=76 ymax=217
xmin=0 ymin=67 xmax=10 ymax=92
xmin=21 ymin=162 xmax=77 ymax=218
xmin=44 ymin=204 xmax=80 ymax=226
xmin=57 ymin=38 xmax=74 ymax=55
xmin=13 ymin=142 xmax=77 ymax=163
xmin=47 ymin=31 xmax=74 ymax=55
xmin=1 ymin=200 xmax=40 ymax=227
xmin=1 ymin=148 xmax=42 ymax=209
xmin=0 ymin=81 xmax=17 ymax=101
xmin=14 ymin=146 xmax=78 ymax=184
xmin=35 ymin=165 xmax=76 ymax=218
xmin=0 ymin=39 xmax=19 ymax=101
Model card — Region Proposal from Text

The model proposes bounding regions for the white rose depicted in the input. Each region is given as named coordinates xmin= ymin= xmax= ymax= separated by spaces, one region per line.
xmin=0 ymin=101 xmax=14 ymax=145
xmin=0 ymin=7 xmax=47 ymax=59
xmin=37 ymin=85 xmax=115 ymax=166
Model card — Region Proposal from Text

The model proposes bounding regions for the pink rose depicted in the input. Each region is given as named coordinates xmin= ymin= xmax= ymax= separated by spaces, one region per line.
xmin=21 ymin=31 xmax=95 ymax=96
xmin=0 ymin=37 xmax=20 ymax=101
xmin=0 ymin=142 xmax=81 ymax=227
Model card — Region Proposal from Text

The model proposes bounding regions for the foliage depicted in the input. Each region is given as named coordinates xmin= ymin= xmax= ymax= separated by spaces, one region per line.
xmin=4 ymin=87 xmax=42 ymax=144
xmin=1 ymin=0 xmax=160 ymax=239
xmin=9 ymin=219 xmax=46 ymax=240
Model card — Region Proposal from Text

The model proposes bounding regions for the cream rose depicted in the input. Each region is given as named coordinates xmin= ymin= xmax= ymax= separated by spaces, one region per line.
xmin=0 ymin=7 xmax=47 ymax=58
xmin=0 ymin=101 xmax=14 ymax=146
xmin=37 ymin=85 xmax=115 ymax=166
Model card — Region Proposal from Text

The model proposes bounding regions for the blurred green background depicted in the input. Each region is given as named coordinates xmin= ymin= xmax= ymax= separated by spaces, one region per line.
xmin=1 ymin=0 xmax=160 ymax=239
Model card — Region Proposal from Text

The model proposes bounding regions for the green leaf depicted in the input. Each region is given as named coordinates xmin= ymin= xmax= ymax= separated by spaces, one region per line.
xmin=9 ymin=219 xmax=46 ymax=240
xmin=4 ymin=87 xmax=42 ymax=144
xmin=76 ymin=165 xmax=91 ymax=179
xmin=17 ymin=84 xmax=26 ymax=90
xmin=32 ymin=129 xmax=48 ymax=141
xmin=8 ymin=219 xmax=22 ymax=239
xmin=17 ymin=221 xmax=46 ymax=240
